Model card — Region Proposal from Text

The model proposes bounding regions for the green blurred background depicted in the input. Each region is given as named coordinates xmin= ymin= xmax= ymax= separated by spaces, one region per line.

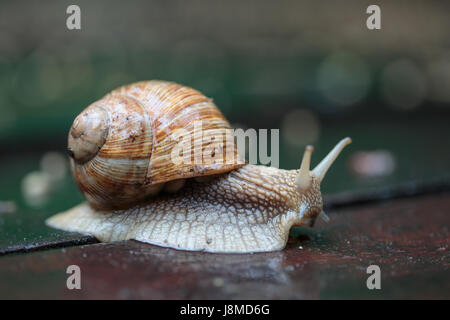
xmin=0 ymin=0 xmax=449 ymax=247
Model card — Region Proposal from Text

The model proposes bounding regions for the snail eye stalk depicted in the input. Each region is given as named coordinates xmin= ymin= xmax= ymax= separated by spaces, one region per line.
xmin=295 ymin=145 xmax=314 ymax=190
xmin=312 ymin=137 xmax=352 ymax=183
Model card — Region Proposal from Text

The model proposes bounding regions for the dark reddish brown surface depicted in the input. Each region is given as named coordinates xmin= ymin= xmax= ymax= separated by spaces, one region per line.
xmin=0 ymin=192 xmax=449 ymax=299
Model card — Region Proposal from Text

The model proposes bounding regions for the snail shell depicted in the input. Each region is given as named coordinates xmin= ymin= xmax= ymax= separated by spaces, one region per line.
xmin=67 ymin=81 xmax=245 ymax=209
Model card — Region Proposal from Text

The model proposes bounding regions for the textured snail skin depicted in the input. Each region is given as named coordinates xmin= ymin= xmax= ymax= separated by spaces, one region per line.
xmin=46 ymin=165 xmax=322 ymax=253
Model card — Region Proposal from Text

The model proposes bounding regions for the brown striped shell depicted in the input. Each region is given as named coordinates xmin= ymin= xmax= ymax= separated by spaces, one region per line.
xmin=67 ymin=81 xmax=245 ymax=209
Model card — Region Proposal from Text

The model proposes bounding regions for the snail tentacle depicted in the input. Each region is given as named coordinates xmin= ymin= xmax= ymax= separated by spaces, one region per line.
xmin=312 ymin=137 xmax=352 ymax=182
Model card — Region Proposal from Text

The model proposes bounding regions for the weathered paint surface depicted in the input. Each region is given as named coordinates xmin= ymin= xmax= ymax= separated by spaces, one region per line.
xmin=0 ymin=192 xmax=448 ymax=299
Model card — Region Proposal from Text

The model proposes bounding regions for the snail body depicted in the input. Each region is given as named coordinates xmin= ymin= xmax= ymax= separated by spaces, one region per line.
xmin=46 ymin=81 xmax=351 ymax=253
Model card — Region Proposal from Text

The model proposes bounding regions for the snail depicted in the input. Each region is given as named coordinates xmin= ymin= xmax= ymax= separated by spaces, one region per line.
xmin=46 ymin=80 xmax=352 ymax=253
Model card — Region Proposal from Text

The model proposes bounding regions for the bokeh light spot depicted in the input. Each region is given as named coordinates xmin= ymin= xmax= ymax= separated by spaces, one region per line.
xmin=381 ymin=59 xmax=427 ymax=110
xmin=21 ymin=171 xmax=52 ymax=207
xmin=349 ymin=150 xmax=396 ymax=177
xmin=40 ymin=151 xmax=67 ymax=182
xmin=317 ymin=52 xmax=371 ymax=109
xmin=427 ymin=55 xmax=450 ymax=104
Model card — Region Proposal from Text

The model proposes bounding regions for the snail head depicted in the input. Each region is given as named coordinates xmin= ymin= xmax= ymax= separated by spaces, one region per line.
xmin=293 ymin=137 xmax=352 ymax=226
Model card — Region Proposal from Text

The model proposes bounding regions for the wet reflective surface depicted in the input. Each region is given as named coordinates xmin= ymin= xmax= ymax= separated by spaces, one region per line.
xmin=1 ymin=192 xmax=448 ymax=299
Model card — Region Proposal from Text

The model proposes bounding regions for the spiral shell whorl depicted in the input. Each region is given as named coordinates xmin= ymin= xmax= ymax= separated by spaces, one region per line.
xmin=68 ymin=105 xmax=109 ymax=164
xmin=69 ymin=81 xmax=244 ymax=209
